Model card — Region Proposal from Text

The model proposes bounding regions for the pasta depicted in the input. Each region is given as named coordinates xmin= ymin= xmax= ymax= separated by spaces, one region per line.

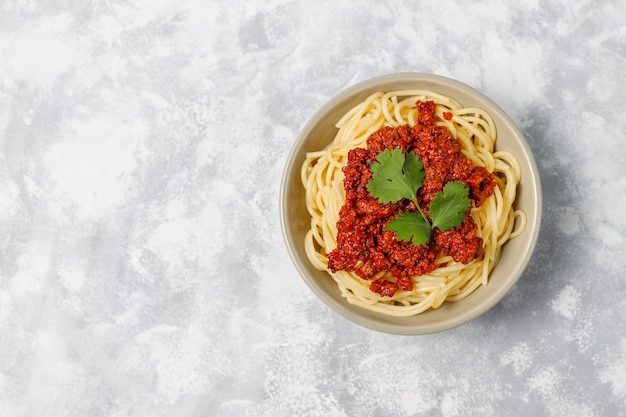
xmin=301 ymin=90 xmax=526 ymax=317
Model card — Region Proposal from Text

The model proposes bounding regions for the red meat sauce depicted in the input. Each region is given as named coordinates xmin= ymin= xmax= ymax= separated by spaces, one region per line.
xmin=326 ymin=101 xmax=496 ymax=297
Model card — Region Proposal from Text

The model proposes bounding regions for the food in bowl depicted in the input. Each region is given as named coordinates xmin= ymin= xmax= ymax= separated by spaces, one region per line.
xmin=280 ymin=73 xmax=541 ymax=334
xmin=301 ymin=89 xmax=526 ymax=317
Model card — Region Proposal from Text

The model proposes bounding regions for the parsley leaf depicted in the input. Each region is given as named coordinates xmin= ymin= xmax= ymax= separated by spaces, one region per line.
xmin=365 ymin=149 xmax=472 ymax=246
xmin=429 ymin=180 xmax=471 ymax=231
xmin=384 ymin=212 xmax=431 ymax=246
xmin=366 ymin=148 xmax=424 ymax=205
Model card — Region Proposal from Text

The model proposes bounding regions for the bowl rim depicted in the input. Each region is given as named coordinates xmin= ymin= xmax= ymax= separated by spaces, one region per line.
xmin=279 ymin=72 xmax=542 ymax=335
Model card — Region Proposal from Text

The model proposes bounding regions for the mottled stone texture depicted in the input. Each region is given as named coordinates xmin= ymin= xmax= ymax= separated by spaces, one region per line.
xmin=1 ymin=1 xmax=625 ymax=416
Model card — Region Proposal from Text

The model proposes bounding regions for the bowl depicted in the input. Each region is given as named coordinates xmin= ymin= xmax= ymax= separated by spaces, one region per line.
xmin=279 ymin=73 xmax=542 ymax=335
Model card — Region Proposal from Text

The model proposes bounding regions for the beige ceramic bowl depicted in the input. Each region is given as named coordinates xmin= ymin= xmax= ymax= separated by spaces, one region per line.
xmin=280 ymin=73 xmax=542 ymax=335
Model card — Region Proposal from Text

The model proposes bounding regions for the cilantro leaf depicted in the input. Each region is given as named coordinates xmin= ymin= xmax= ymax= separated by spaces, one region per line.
xmin=365 ymin=149 xmax=472 ymax=246
xmin=429 ymin=180 xmax=471 ymax=231
xmin=384 ymin=212 xmax=431 ymax=246
xmin=366 ymin=148 xmax=424 ymax=205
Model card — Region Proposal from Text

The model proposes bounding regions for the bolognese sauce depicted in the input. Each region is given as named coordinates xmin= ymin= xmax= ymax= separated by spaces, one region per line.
xmin=326 ymin=101 xmax=496 ymax=297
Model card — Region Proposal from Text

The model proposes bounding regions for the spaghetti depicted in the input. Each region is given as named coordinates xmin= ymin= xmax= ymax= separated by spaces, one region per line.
xmin=301 ymin=90 xmax=526 ymax=317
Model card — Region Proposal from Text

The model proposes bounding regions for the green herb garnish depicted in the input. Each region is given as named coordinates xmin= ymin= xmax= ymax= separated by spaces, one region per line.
xmin=366 ymin=148 xmax=471 ymax=246
xmin=366 ymin=148 xmax=424 ymax=205
xmin=428 ymin=181 xmax=471 ymax=231
xmin=383 ymin=212 xmax=432 ymax=246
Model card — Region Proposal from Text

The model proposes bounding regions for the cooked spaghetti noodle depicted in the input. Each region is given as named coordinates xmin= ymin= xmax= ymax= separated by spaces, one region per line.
xmin=301 ymin=90 xmax=526 ymax=317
